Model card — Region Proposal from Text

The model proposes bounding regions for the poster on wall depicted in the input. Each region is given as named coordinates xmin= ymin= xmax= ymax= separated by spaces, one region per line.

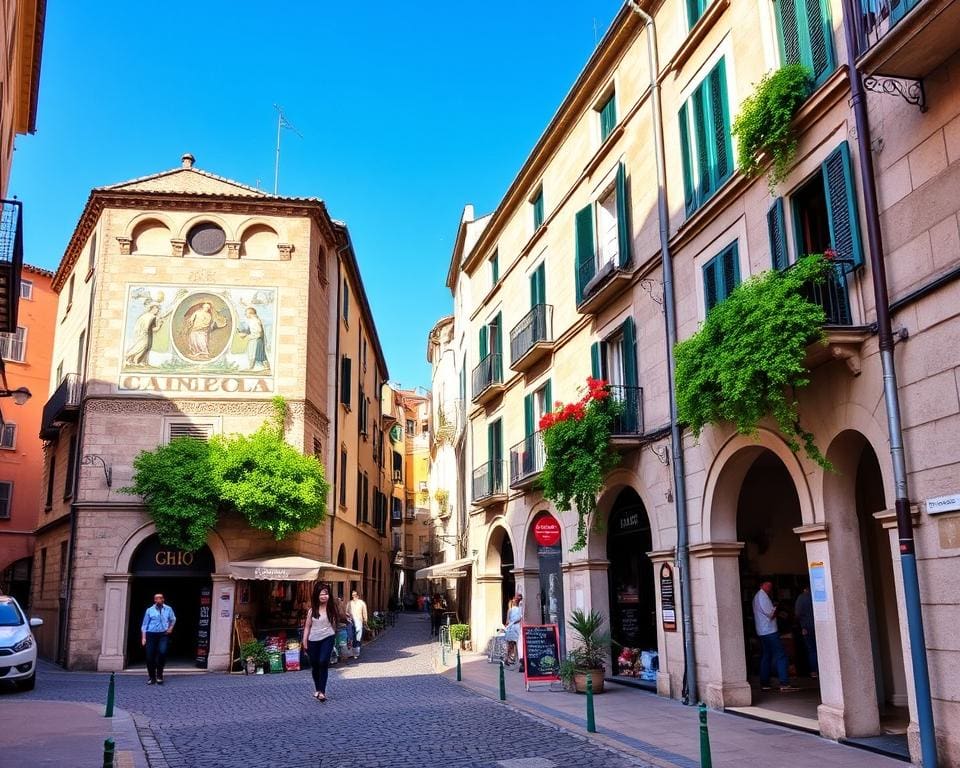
xmin=660 ymin=563 xmax=677 ymax=631
xmin=809 ymin=561 xmax=829 ymax=621
xmin=118 ymin=284 xmax=277 ymax=393
xmin=196 ymin=586 xmax=212 ymax=668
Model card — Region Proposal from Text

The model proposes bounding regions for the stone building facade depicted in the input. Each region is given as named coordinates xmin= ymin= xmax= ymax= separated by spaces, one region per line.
xmin=30 ymin=155 xmax=388 ymax=671
xmin=438 ymin=1 xmax=960 ymax=764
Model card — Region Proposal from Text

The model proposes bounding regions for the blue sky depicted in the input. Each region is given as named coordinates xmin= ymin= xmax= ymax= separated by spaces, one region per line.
xmin=10 ymin=1 xmax=622 ymax=390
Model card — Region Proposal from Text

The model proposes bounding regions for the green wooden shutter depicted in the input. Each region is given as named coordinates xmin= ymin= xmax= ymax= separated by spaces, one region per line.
xmin=590 ymin=342 xmax=602 ymax=379
xmin=720 ymin=243 xmax=741 ymax=300
xmin=708 ymin=60 xmax=732 ymax=187
xmin=679 ymin=103 xmax=696 ymax=215
xmin=479 ymin=325 xmax=488 ymax=359
xmin=822 ymin=142 xmax=864 ymax=271
xmin=686 ymin=0 xmax=705 ymax=28
xmin=575 ymin=204 xmax=595 ymax=304
xmin=530 ymin=262 xmax=546 ymax=307
xmin=703 ymin=259 xmax=719 ymax=313
xmin=493 ymin=312 xmax=503 ymax=380
xmin=524 ymin=394 xmax=534 ymax=437
xmin=803 ymin=0 xmax=834 ymax=83
xmin=544 ymin=379 xmax=552 ymax=416
xmin=491 ymin=252 xmax=499 ymax=284
xmin=600 ymin=94 xmax=617 ymax=141
xmin=615 ymin=162 xmax=631 ymax=267
xmin=340 ymin=356 xmax=352 ymax=406
xmin=692 ymin=87 xmax=711 ymax=200
xmin=620 ymin=317 xmax=639 ymax=432
xmin=774 ymin=0 xmax=802 ymax=66
xmin=768 ymin=198 xmax=789 ymax=271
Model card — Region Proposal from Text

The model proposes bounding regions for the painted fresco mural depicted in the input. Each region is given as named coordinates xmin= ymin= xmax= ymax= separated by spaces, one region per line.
xmin=119 ymin=285 xmax=277 ymax=393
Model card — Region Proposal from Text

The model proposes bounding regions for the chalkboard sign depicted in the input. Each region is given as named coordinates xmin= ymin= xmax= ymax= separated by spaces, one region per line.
xmin=521 ymin=624 xmax=561 ymax=687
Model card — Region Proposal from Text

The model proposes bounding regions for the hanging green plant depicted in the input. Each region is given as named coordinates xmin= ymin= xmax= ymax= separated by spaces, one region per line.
xmin=126 ymin=396 xmax=330 ymax=549
xmin=674 ymin=254 xmax=834 ymax=469
xmin=539 ymin=378 xmax=622 ymax=551
xmin=731 ymin=64 xmax=812 ymax=191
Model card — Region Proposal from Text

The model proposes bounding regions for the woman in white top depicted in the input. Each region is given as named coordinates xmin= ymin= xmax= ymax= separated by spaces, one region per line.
xmin=303 ymin=583 xmax=341 ymax=701
xmin=347 ymin=590 xmax=368 ymax=659
xmin=503 ymin=595 xmax=523 ymax=665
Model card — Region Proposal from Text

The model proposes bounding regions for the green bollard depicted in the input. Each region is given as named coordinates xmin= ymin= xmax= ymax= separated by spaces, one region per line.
xmin=104 ymin=671 xmax=115 ymax=718
xmin=699 ymin=702 xmax=713 ymax=768
xmin=102 ymin=737 xmax=115 ymax=768
xmin=586 ymin=674 xmax=597 ymax=733
xmin=499 ymin=660 xmax=506 ymax=701
xmin=456 ymin=649 xmax=462 ymax=681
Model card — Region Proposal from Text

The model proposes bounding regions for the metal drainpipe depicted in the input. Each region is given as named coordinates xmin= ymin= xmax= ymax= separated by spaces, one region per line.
xmin=627 ymin=0 xmax=697 ymax=704
xmin=330 ymin=248 xmax=345 ymax=564
xmin=839 ymin=5 xmax=937 ymax=764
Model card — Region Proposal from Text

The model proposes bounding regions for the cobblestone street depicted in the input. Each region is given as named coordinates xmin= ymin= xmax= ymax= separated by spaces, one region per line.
xmin=4 ymin=613 xmax=650 ymax=768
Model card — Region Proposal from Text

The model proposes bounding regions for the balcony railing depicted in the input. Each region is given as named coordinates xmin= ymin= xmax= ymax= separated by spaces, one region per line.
xmin=855 ymin=0 xmax=960 ymax=80
xmin=434 ymin=399 xmax=464 ymax=444
xmin=577 ymin=256 xmax=632 ymax=314
xmin=509 ymin=431 xmax=545 ymax=488
xmin=472 ymin=460 xmax=506 ymax=504
xmin=0 ymin=199 xmax=24 ymax=334
xmin=795 ymin=258 xmax=853 ymax=326
xmin=509 ymin=304 xmax=554 ymax=370
xmin=608 ymin=385 xmax=644 ymax=437
xmin=40 ymin=374 xmax=82 ymax=439
xmin=472 ymin=353 xmax=503 ymax=403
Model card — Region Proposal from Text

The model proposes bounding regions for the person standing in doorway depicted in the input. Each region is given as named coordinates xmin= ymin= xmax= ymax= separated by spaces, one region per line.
xmin=141 ymin=593 xmax=176 ymax=686
xmin=304 ymin=583 xmax=342 ymax=701
xmin=347 ymin=590 xmax=368 ymax=659
xmin=503 ymin=596 xmax=522 ymax=665
xmin=794 ymin=585 xmax=818 ymax=678
xmin=752 ymin=581 xmax=799 ymax=692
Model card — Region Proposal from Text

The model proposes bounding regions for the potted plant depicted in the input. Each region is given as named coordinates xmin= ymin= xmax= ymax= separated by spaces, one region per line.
xmin=239 ymin=639 xmax=268 ymax=675
xmin=568 ymin=608 xmax=609 ymax=694
xmin=558 ymin=657 xmax=578 ymax=692
xmin=449 ymin=623 xmax=470 ymax=650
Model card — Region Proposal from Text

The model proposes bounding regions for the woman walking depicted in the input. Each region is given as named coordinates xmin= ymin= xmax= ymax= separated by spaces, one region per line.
xmin=303 ymin=583 xmax=341 ymax=702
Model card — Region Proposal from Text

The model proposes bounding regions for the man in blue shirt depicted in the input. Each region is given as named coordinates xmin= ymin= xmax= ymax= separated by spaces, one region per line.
xmin=141 ymin=593 xmax=176 ymax=685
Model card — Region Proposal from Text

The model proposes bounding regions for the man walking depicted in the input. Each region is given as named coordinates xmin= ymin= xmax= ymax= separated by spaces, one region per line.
xmin=752 ymin=581 xmax=798 ymax=692
xmin=141 ymin=593 xmax=176 ymax=685
xmin=347 ymin=590 xmax=368 ymax=659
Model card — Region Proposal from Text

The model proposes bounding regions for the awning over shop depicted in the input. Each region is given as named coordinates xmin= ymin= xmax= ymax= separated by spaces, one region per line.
xmin=415 ymin=557 xmax=473 ymax=581
xmin=227 ymin=556 xmax=362 ymax=582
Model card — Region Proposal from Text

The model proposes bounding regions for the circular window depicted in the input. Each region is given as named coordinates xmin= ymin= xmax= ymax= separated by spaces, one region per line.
xmin=187 ymin=222 xmax=226 ymax=255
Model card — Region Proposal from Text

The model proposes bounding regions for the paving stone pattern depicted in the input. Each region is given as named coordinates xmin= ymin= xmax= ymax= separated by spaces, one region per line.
xmin=15 ymin=613 xmax=652 ymax=768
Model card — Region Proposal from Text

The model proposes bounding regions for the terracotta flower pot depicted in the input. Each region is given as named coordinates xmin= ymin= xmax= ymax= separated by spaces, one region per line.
xmin=573 ymin=668 xmax=605 ymax=694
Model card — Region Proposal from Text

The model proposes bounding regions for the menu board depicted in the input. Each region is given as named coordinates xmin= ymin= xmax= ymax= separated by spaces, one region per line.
xmin=521 ymin=624 xmax=561 ymax=686
xmin=660 ymin=563 xmax=677 ymax=632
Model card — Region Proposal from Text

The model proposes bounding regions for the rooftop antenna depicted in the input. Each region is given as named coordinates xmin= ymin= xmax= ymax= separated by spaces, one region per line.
xmin=273 ymin=104 xmax=303 ymax=195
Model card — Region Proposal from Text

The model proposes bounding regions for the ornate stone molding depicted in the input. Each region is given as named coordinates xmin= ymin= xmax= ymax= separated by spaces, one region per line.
xmin=103 ymin=573 xmax=132 ymax=583
xmin=116 ymin=236 xmax=132 ymax=255
xmin=476 ymin=574 xmax=503 ymax=585
xmin=277 ymin=243 xmax=294 ymax=261
xmin=873 ymin=505 xmax=922 ymax=531
xmin=689 ymin=541 xmax=744 ymax=559
xmin=170 ymin=238 xmax=186 ymax=257
xmin=793 ymin=523 xmax=829 ymax=543
xmin=226 ymin=241 xmax=240 ymax=259
xmin=647 ymin=548 xmax=676 ymax=564
xmin=561 ymin=558 xmax=610 ymax=573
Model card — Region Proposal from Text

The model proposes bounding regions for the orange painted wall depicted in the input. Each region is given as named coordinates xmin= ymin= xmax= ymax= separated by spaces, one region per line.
xmin=0 ymin=265 xmax=56 ymax=577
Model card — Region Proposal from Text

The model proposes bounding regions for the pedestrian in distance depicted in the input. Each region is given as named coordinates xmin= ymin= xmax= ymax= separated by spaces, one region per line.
xmin=141 ymin=593 xmax=176 ymax=686
xmin=347 ymin=590 xmax=368 ymax=659
xmin=752 ymin=580 xmax=800 ymax=693
xmin=430 ymin=594 xmax=444 ymax=638
xmin=794 ymin=584 xmax=818 ymax=678
xmin=303 ymin=583 xmax=342 ymax=702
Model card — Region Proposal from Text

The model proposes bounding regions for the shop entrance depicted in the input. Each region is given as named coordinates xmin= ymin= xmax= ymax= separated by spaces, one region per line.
xmin=607 ymin=488 xmax=657 ymax=687
xmin=500 ymin=536 xmax=515 ymax=624
xmin=125 ymin=536 xmax=214 ymax=668
xmin=734 ymin=451 xmax=819 ymax=724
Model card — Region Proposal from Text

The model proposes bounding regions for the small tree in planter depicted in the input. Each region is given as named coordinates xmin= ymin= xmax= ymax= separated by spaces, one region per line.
xmin=731 ymin=64 xmax=812 ymax=192
xmin=674 ymin=253 xmax=835 ymax=469
xmin=240 ymin=639 xmax=269 ymax=675
xmin=449 ymin=624 xmax=471 ymax=650
xmin=539 ymin=378 xmax=621 ymax=551
xmin=568 ymin=609 xmax=609 ymax=694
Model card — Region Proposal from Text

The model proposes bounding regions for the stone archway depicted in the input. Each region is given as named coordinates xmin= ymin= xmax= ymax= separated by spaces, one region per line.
xmin=477 ymin=523 xmax=513 ymax=649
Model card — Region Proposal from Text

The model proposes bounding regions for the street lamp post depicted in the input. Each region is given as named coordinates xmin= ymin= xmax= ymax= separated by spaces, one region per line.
xmin=0 ymin=386 xmax=31 ymax=405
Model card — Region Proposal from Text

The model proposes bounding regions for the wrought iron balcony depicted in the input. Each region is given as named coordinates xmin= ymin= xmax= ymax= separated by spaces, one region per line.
xmin=472 ymin=460 xmax=507 ymax=507
xmin=509 ymin=431 xmax=545 ymax=489
xmin=795 ymin=258 xmax=853 ymax=326
xmin=40 ymin=374 xmax=82 ymax=440
xmin=577 ymin=257 xmax=631 ymax=314
xmin=608 ymin=385 xmax=644 ymax=444
xmin=856 ymin=0 xmax=960 ymax=82
xmin=510 ymin=304 xmax=555 ymax=372
xmin=471 ymin=353 xmax=504 ymax=405
xmin=0 ymin=199 xmax=24 ymax=334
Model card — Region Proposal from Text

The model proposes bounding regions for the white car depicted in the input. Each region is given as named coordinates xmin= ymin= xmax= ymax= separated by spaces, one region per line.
xmin=0 ymin=594 xmax=42 ymax=690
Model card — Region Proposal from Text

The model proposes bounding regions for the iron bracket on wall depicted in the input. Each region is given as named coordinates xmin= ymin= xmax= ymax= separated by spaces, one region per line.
xmin=863 ymin=75 xmax=926 ymax=112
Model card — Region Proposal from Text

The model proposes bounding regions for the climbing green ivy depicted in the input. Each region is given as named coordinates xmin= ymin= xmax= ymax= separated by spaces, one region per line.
xmin=674 ymin=254 xmax=834 ymax=469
